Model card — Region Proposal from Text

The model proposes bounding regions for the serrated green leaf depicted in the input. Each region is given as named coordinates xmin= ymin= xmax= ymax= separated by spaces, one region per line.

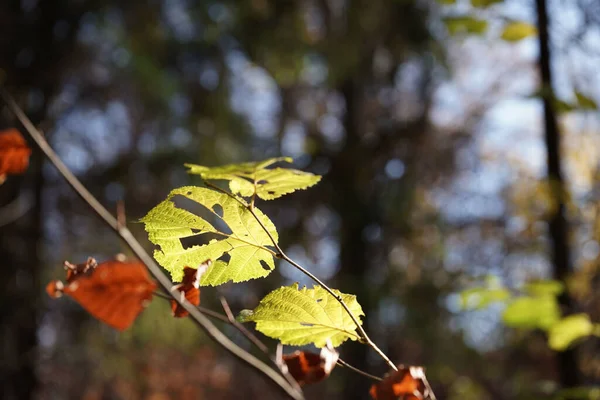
xmin=501 ymin=21 xmax=537 ymax=42
xmin=524 ymin=280 xmax=564 ymax=297
xmin=443 ymin=16 xmax=488 ymax=36
xmin=548 ymin=314 xmax=593 ymax=351
xmin=241 ymin=283 xmax=364 ymax=347
xmin=185 ymin=157 xmax=321 ymax=201
xmin=471 ymin=0 xmax=503 ymax=7
xmin=575 ymin=91 xmax=598 ymax=110
xmin=460 ymin=287 xmax=510 ymax=310
xmin=141 ymin=186 xmax=278 ymax=285
xmin=502 ymin=295 xmax=560 ymax=330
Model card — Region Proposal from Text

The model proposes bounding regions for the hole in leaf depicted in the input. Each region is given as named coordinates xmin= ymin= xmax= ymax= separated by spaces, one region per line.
xmin=299 ymin=322 xmax=314 ymax=327
xmin=267 ymin=191 xmax=275 ymax=195
xmin=172 ymin=195 xmax=232 ymax=235
xmin=257 ymin=180 xmax=268 ymax=185
xmin=260 ymin=260 xmax=271 ymax=271
xmin=180 ymin=232 xmax=222 ymax=249
xmin=218 ymin=252 xmax=231 ymax=264
xmin=187 ymin=191 xmax=192 ymax=195
xmin=212 ymin=204 xmax=224 ymax=218
xmin=316 ymin=298 xmax=323 ymax=303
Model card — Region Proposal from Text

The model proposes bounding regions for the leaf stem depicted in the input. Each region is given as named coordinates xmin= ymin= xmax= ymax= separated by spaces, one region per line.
xmin=2 ymin=89 xmax=304 ymax=400
xmin=203 ymin=180 xmax=397 ymax=372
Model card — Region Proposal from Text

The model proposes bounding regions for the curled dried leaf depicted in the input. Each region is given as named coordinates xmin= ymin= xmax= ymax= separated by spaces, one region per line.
xmin=171 ymin=260 xmax=211 ymax=317
xmin=370 ymin=366 xmax=434 ymax=400
xmin=281 ymin=343 xmax=338 ymax=385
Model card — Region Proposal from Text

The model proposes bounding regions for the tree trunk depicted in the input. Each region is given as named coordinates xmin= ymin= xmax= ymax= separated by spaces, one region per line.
xmin=535 ymin=0 xmax=580 ymax=389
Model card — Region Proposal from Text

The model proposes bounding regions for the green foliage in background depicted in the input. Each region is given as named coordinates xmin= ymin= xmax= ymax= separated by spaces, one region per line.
xmin=460 ymin=280 xmax=599 ymax=351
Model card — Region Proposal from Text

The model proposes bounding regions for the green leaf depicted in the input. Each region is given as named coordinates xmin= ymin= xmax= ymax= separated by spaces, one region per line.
xmin=524 ymin=280 xmax=564 ymax=297
xmin=141 ymin=186 xmax=278 ymax=285
xmin=186 ymin=157 xmax=321 ymax=201
xmin=240 ymin=283 xmax=364 ymax=347
xmin=437 ymin=0 xmax=457 ymax=4
xmin=460 ymin=287 xmax=510 ymax=310
xmin=548 ymin=314 xmax=594 ymax=351
xmin=575 ymin=91 xmax=598 ymax=110
xmin=443 ymin=16 xmax=488 ymax=36
xmin=502 ymin=295 xmax=560 ymax=330
xmin=471 ymin=0 xmax=503 ymax=7
xmin=501 ymin=21 xmax=537 ymax=42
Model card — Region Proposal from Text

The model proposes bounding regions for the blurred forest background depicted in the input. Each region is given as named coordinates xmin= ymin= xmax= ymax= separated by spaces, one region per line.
xmin=1 ymin=0 xmax=600 ymax=399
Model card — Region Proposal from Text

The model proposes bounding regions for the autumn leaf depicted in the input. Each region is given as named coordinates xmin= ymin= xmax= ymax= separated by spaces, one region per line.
xmin=281 ymin=344 xmax=339 ymax=386
xmin=171 ymin=260 xmax=211 ymax=317
xmin=46 ymin=259 xmax=157 ymax=331
xmin=370 ymin=366 xmax=435 ymax=400
xmin=0 ymin=128 xmax=31 ymax=182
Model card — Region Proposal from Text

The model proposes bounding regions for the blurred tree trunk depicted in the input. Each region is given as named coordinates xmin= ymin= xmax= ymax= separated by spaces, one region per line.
xmin=330 ymin=77 xmax=374 ymax=400
xmin=0 ymin=124 xmax=43 ymax=400
xmin=535 ymin=0 xmax=580 ymax=389
xmin=0 ymin=1 xmax=87 ymax=397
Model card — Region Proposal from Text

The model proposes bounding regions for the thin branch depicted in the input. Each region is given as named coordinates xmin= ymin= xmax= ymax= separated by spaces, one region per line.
xmin=1 ymin=89 xmax=304 ymax=400
xmin=219 ymin=296 xmax=304 ymax=393
xmin=220 ymin=296 xmax=270 ymax=354
xmin=336 ymin=359 xmax=382 ymax=382
xmin=153 ymin=290 xmax=232 ymax=324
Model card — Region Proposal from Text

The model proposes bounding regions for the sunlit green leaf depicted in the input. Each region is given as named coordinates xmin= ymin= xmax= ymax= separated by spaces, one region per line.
xmin=460 ymin=287 xmax=510 ymax=310
xmin=501 ymin=21 xmax=537 ymax=42
xmin=471 ymin=0 xmax=503 ymax=7
xmin=141 ymin=186 xmax=278 ymax=284
xmin=575 ymin=91 xmax=598 ymax=110
xmin=443 ymin=16 xmax=488 ymax=36
xmin=186 ymin=157 xmax=321 ymax=200
xmin=548 ymin=314 xmax=594 ymax=351
xmin=502 ymin=295 xmax=560 ymax=330
xmin=524 ymin=280 xmax=563 ymax=297
xmin=239 ymin=283 xmax=364 ymax=347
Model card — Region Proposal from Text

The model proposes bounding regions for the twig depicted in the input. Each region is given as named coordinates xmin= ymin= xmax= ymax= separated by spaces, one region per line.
xmin=337 ymin=359 xmax=383 ymax=382
xmin=220 ymin=296 xmax=304 ymax=393
xmin=1 ymin=89 xmax=304 ymax=400
xmin=220 ymin=296 xmax=270 ymax=354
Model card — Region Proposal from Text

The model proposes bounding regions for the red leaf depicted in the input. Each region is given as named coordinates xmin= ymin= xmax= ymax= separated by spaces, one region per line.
xmin=46 ymin=259 xmax=157 ymax=331
xmin=282 ymin=344 xmax=338 ymax=385
xmin=370 ymin=366 xmax=434 ymax=400
xmin=0 ymin=128 xmax=31 ymax=181
xmin=170 ymin=260 xmax=211 ymax=318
